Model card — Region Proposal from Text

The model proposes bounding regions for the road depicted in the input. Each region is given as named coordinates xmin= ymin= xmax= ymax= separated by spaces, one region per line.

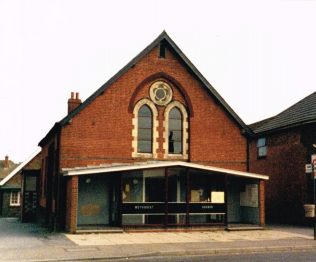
xmin=104 ymin=250 xmax=316 ymax=262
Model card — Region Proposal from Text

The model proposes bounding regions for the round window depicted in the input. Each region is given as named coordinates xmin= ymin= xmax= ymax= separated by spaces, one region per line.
xmin=149 ymin=81 xmax=173 ymax=106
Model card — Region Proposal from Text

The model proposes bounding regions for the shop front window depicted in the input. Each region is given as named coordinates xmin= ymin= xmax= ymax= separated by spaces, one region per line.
xmin=121 ymin=168 xmax=226 ymax=227
xmin=122 ymin=169 xmax=165 ymax=226
xmin=189 ymin=172 xmax=225 ymax=224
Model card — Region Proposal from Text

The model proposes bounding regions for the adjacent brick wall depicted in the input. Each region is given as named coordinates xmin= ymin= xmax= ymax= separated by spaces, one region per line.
xmin=249 ymin=128 xmax=307 ymax=224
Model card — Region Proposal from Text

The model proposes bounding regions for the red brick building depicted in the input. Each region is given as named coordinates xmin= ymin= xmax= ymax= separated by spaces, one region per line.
xmin=249 ymin=91 xmax=316 ymax=225
xmin=38 ymin=32 xmax=268 ymax=233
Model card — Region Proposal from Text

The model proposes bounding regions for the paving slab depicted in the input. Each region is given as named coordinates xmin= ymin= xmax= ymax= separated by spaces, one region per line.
xmin=1 ymin=218 xmax=316 ymax=261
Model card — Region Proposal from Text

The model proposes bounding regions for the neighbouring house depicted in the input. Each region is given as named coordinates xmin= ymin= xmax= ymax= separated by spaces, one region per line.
xmin=38 ymin=31 xmax=268 ymax=233
xmin=0 ymin=150 xmax=41 ymax=221
xmin=0 ymin=156 xmax=19 ymax=217
xmin=249 ymin=91 xmax=316 ymax=225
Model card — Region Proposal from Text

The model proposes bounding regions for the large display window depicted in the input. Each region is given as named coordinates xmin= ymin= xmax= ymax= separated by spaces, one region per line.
xmin=121 ymin=168 xmax=226 ymax=227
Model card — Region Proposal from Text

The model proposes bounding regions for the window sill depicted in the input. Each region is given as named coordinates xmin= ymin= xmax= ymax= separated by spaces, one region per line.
xmin=165 ymin=154 xmax=188 ymax=160
xmin=9 ymin=204 xmax=20 ymax=207
xmin=133 ymin=152 xmax=154 ymax=158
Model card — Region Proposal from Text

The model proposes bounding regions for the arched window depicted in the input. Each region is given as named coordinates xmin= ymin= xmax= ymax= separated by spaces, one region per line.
xmin=138 ymin=105 xmax=153 ymax=153
xmin=163 ymin=101 xmax=188 ymax=160
xmin=168 ymin=107 xmax=182 ymax=154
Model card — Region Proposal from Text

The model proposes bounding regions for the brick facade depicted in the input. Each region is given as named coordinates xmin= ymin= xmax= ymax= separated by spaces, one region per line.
xmin=58 ymin=45 xmax=247 ymax=171
xmin=38 ymin=33 xmax=263 ymax=231
xmin=249 ymin=127 xmax=310 ymax=224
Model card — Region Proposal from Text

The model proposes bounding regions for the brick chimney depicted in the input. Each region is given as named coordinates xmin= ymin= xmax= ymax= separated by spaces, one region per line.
xmin=68 ymin=92 xmax=82 ymax=114
xmin=4 ymin=155 xmax=9 ymax=169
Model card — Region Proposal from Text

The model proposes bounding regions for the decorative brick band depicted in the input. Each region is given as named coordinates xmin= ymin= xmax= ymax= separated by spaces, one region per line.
xmin=132 ymin=98 xmax=159 ymax=158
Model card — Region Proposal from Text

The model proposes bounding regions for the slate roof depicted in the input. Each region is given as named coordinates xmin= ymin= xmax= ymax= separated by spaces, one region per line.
xmin=252 ymin=91 xmax=316 ymax=134
xmin=39 ymin=31 xmax=251 ymax=146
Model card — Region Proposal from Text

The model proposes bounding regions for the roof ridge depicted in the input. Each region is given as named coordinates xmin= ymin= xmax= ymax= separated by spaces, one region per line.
xmin=39 ymin=31 xmax=251 ymax=146
xmin=254 ymin=91 xmax=316 ymax=133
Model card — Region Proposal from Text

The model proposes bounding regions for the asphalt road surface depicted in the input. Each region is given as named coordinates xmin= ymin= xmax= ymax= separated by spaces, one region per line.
xmin=105 ymin=250 xmax=316 ymax=262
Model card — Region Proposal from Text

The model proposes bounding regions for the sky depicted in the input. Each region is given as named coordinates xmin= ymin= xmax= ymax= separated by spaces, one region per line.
xmin=1 ymin=0 xmax=316 ymax=162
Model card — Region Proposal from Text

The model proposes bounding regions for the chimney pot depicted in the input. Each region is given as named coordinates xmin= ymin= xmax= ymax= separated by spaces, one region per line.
xmin=68 ymin=91 xmax=82 ymax=114
xmin=4 ymin=155 xmax=9 ymax=168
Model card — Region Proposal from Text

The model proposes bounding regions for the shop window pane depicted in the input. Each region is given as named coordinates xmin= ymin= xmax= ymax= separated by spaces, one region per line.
xmin=189 ymin=172 xmax=225 ymax=203
xmin=167 ymin=215 xmax=186 ymax=225
xmin=122 ymin=172 xmax=143 ymax=203
xmin=145 ymin=215 xmax=164 ymax=225
xmin=144 ymin=169 xmax=165 ymax=202
xmin=189 ymin=214 xmax=225 ymax=224
xmin=122 ymin=215 xmax=144 ymax=225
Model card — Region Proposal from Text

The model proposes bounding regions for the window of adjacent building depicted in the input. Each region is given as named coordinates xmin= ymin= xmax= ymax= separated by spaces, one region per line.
xmin=138 ymin=105 xmax=153 ymax=153
xmin=168 ymin=107 xmax=182 ymax=154
xmin=10 ymin=191 xmax=20 ymax=206
xmin=257 ymin=137 xmax=267 ymax=158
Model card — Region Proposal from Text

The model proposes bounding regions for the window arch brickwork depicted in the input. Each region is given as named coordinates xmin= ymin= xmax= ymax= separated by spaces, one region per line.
xmin=163 ymin=101 xmax=189 ymax=160
xmin=132 ymin=98 xmax=159 ymax=158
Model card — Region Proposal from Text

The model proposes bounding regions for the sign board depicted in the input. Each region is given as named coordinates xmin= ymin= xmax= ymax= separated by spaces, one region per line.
xmin=306 ymin=164 xmax=313 ymax=173
xmin=312 ymin=155 xmax=316 ymax=179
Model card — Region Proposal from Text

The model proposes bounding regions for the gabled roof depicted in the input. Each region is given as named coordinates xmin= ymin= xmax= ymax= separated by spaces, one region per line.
xmin=0 ymin=148 xmax=41 ymax=187
xmin=0 ymin=160 xmax=18 ymax=181
xmin=39 ymin=31 xmax=251 ymax=146
xmin=62 ymin=161 xmax=269 ymax=180
xmin=253 ymin=91 xmax=316 ymax=134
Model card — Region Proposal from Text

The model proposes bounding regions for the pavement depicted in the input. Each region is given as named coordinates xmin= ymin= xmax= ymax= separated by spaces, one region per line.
xmin=1 ymin=218 xmax=316 ymax=261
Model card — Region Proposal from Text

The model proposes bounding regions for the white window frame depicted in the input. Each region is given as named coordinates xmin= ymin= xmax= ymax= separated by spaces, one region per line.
xmin=257 ymin=137 xmax=267 ymax=158
xmin=10 ymin=191 xmax=20 ymax=206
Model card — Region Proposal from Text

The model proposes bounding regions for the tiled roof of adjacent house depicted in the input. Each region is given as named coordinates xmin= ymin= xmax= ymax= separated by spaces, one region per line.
xmin=0 ymin=160 xmax=19 ymax=181
xmin=252 ymin=91 xmax=316 ymax=134
xmin=0 ymin=149 xmax=41 ymax=187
